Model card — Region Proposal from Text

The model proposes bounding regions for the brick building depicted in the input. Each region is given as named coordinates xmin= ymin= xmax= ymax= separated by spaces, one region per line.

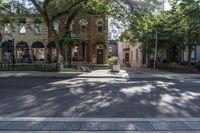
xmin=49 ymin=14 xmax=108 ymax=64
xmin=0 ymin=14 xmax=108 ymax=64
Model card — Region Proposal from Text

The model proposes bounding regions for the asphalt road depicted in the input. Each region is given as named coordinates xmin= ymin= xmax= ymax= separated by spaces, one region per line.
xmin=0 ymin=77 xmax=200 ymax=118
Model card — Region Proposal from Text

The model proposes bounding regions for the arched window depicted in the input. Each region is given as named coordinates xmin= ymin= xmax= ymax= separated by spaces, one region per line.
xmin=96 ymin=19 xmax=104 ymax=33
xmin=79 ymin=19 xmax=88 ymax=34
xmin=32 ymin=41 xmax=45 ymax=61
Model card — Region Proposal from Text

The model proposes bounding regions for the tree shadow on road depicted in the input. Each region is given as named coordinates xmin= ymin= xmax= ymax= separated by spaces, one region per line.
xmin=0 ymin=78 xmax=200 ymax=118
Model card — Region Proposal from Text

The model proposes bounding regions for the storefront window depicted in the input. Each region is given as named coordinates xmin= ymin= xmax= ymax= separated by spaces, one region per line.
xmin=16 ymin=41 xmax=29 ymax=63
xmin=32 ymin=41 xmax=45 ymax=61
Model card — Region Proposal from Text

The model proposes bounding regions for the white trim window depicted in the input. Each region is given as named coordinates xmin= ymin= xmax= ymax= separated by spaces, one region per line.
xmin=79 ymin=19 xmax=88 ymax=34
xmin=4 ymin=23 xmax=11 ymax=34
xmin=19 ymin=21 xmax=26 ymax=34
xmin=96 ymin=18 xmax=104 ymax=34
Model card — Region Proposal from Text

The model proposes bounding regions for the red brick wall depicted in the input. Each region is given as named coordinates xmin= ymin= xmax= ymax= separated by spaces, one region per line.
xmin=48 ymin=14 xmax=108 ymax=63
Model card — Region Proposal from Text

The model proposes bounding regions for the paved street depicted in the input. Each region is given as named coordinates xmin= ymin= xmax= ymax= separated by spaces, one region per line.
xmin=0 ymin=77 xmax=200 ymax=118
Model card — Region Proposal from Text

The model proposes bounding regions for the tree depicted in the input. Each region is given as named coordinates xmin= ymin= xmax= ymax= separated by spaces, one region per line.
xmin=174 ymin=0 xmax=200 ymax=66
xmin=119 ymin=2 xmax=167 ymax=68
xmin=16 ymin=0 xmax=114 ymax=70
xmin=120 ymin=0 xmax=200 ymax=68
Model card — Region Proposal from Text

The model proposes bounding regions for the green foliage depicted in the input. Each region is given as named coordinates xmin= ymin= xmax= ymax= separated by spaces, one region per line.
xmin=163 ymin=62 xmax=179 ymax=70
xmin=161 ymin=62 xmax=199 ymax=73
xmin=120 ymin=0 xmax=200 ymax=66
xmin=107 ymin=56 xmax=118 ymax=65
xmin=195 ymin=62 xmax=200 ymax=71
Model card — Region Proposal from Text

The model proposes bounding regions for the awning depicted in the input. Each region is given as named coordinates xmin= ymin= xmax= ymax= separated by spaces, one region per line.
xmin=16 ymin=41 xmax=28 ymax=48
xmin=123 ymin=48 xmax=130 ymax=51
xmin=32 ymin=41 xmax=44 ymax=48
xmin=1 ymin=41 xmax=12 ymax=52
xmin=47 ymin=41 xmax=56 ymax=49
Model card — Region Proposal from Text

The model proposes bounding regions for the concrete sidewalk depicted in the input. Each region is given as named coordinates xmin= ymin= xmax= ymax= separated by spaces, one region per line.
xmin=0 ymin=69 xmax=200 ymax=79
xmin=0 ymin=117 xmax=199 ymax=132
xmin=0 ymin=70 xmax=127 ymax=79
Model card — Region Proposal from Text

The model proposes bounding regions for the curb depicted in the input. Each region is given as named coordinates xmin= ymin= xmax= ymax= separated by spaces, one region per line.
xmin=0 ymin=76 xmax=180 ymax=80
xmin=0 ymin=117 xmax=200 ymax=122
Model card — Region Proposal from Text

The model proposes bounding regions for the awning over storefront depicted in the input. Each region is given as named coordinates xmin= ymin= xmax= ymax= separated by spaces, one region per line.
xmin=16 ymin=41 xmax=28 ymax=49
xmin=32 ymin=41 xmax=44 ymax=48
xmin=47 ymin=41 xmax=56 ymax=49
xmin=1 ymin=41 xmax=12 ymax=52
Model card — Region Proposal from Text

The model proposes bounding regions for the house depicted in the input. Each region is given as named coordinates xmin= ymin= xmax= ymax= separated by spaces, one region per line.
xmin=118 ymin=41 xmax=145 ymax=68
xmin=48 ymin=14 xmax=108 ymax=64
xmin=108 ymin=40 xmax=118 ymax=58
xmin=0 ymin=2 xmax=108 ymax=64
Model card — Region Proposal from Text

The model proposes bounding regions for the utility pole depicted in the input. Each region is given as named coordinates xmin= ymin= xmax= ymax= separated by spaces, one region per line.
xmin=154 ymin=33 xmax=158 ymax=69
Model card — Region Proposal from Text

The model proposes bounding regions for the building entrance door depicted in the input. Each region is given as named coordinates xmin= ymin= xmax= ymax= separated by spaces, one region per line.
xmin=97 ymin=49 xmax=104 ymax=64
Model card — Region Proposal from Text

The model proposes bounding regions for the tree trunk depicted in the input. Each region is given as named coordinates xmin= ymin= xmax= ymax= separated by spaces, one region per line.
xmin=49 ymin=24 xmax=64 ymax=71
xmin=145 ymin=44 xmax=150 ymax=67
xmin=188 ymin=46 xmax=192 ymax=67
xmin=154 ymin=33 xmax=158 ymax=69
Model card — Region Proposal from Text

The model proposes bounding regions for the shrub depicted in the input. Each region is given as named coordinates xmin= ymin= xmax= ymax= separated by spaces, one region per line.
xmin=161 ymin=62 xmax=199 ymax=73
xmin=166 ymin=62 xmax=179 ymax=70
xmin=107 ymin=56 xmax=118 ymax=66
xmin=195 ymin=62 xmax=200 ymax=71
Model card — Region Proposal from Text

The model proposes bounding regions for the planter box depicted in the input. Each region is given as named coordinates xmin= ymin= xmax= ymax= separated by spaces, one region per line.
xmin=112 ymin=64 xmax=120 ymax=72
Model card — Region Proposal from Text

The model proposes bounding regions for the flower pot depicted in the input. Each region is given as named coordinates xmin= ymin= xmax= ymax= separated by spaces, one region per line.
xmin=112 ymin=64 xmax=120 ymax=72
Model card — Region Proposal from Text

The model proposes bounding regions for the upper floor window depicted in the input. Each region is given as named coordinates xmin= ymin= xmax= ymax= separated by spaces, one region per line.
xmin=4 ymin=23 xmax=11 ymax=34
xmin=34 ymin=19 xmax=42 ymax=34
xmin=70 ymin=20 xmax=74 ymax=33
xmin=53 ymin=20 xmax=60 ymax=33
xmin=96 ymin=19 xmax=104 ymax=34
xmin=19 ymin=19 xmax=26 ymax=34
xmin=79 ymin=19 xmax=88 ymax=34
